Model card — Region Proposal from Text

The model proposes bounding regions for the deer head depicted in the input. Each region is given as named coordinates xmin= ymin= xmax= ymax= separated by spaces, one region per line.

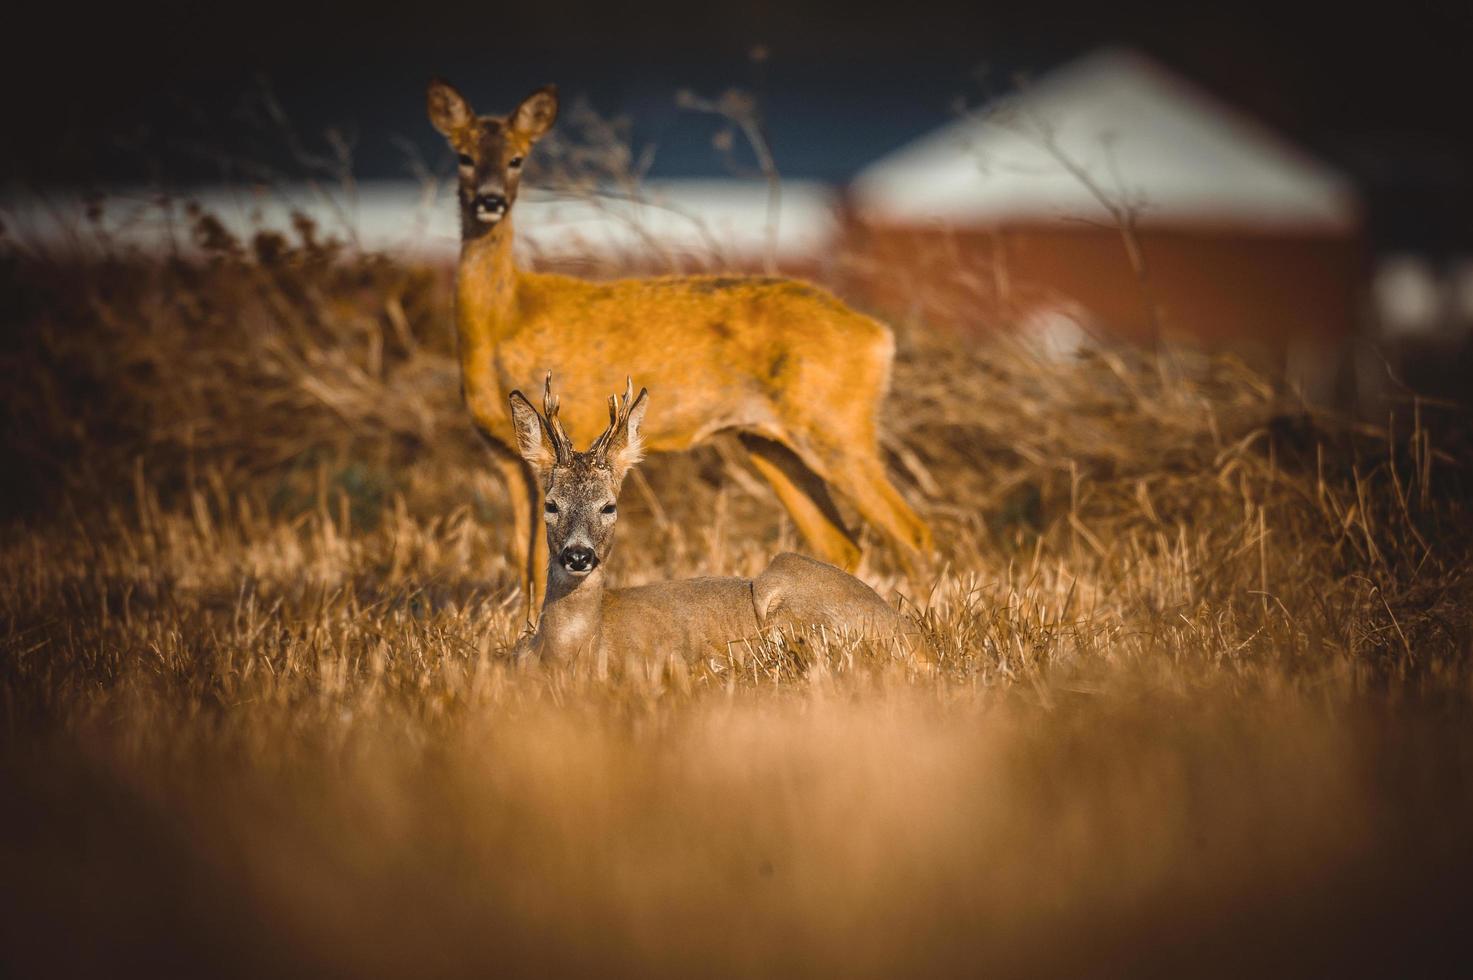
xmin=508 ymin=376 xmax=648 ymax=579
xmin=427 ymin=78 xmax=558 ymax=237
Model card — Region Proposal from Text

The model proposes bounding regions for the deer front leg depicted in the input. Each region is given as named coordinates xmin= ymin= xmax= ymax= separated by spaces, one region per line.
xmin=527 ymin=481 xmax=549 ymax=623
xmin=477 ymin=430 xmax=545 ymax=627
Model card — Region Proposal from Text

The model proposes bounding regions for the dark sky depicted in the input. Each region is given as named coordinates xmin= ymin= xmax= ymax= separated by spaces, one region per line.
xmin=4 ymin=0 xmax=1471 ymax=247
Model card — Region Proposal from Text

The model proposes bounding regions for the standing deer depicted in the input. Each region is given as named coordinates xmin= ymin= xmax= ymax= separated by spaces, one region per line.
xmin=427 ymin=78 xmax=931 ymax=620
xmin=509 ymin=377 xmax=927 ymax=665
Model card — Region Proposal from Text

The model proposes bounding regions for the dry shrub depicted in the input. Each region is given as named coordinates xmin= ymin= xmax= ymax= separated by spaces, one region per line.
xmin=1 ymin=196 xmax=1472 ymax=976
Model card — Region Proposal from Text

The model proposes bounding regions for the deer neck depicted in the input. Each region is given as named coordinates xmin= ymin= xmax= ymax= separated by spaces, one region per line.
xmin=455 ymin=217 xmax=521 ymax=344
xmin=536 ymin=565 xmax=607 ymax=659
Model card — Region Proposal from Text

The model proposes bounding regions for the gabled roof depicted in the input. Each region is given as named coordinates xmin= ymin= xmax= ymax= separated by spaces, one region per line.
xmin=851 ymin=48 xmax=1358 ymax=231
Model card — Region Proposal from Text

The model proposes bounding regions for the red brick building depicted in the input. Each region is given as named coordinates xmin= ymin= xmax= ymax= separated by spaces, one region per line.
xmin=847 ymin=49 xmax=1364 ymax=386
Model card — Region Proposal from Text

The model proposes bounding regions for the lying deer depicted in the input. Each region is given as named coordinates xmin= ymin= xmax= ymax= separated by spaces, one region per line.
xmin=508 ymin=377 xmax=927 ymax=665
xmin=427 ymin=78 xmax=931 ymax=620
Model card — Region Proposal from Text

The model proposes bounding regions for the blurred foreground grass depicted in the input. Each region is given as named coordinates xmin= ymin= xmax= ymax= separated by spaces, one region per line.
xmin=2 ymin=213 xmax=1472 ymax=976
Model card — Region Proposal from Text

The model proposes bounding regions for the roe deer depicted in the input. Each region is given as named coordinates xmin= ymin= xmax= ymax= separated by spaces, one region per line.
xmin=508 ymin=377 xmax=928 ymax=666
xmin=427 ymin=78 xmax=931 ymax=621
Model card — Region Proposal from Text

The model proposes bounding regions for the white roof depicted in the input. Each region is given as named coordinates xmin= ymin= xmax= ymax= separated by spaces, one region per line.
xmin=851 ymin=48 xmax=1358 ymax=231
xmin=2 ymin=179 xmax=839 ymax=263
xmin=516 ymin=179 xmax=838 ymax=263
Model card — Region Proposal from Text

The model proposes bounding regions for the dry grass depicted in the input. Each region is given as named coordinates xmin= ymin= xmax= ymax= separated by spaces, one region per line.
xmin=2 ymin=207 xmax=1473 ymax=977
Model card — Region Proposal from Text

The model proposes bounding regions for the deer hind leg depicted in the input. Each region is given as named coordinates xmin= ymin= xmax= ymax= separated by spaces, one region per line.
xmin=738 ymin=433 xmax=862 ymax=572
xmin=753 ymin=551 xmax=932 ymax=663
xmin=755 ymin=552 xmax=899 ymax=630
xmin=779 ymin=427 xmax=932 ymax=573
xmin=831 ymin=451 xmax=933 ymax=561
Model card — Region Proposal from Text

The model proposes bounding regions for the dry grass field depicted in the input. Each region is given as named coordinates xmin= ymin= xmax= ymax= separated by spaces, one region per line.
xmin=3 ymin=206 xmax=1473 ymax=976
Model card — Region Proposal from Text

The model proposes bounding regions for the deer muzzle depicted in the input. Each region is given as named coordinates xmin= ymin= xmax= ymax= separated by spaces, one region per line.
xmin=473 ymin=192 xmax=508 ymax=223
xmin=559 ymin=546 xmax=598 ymax=575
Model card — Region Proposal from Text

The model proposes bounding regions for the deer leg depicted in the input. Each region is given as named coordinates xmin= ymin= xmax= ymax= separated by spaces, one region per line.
xmin=826 ymin=452 xmax=934 ymax=570
xmin=527 ymin=486 xmax=549 ymax=622
xmin=479 ymin=432 xmax=544 ymax=625
xmin=753 ymin=426 xmax=933 ymax=571
xmin=739 ymin=433 xmax=862 ymax=572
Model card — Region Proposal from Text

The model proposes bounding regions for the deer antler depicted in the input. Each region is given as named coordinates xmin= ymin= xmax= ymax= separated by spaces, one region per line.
xmin=590 ymin=377 xmax=639 ymax=463
xmin=541 ymin=373 xmax=574 ymax=464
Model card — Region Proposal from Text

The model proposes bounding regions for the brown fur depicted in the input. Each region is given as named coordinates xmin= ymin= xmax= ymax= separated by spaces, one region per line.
xmin=508 ymin=380 xmax=930 ymax=668
xmin=428 ymin=78 xmax=932 ymax=622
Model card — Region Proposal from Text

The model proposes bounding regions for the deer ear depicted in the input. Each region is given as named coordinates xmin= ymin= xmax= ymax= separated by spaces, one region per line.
xmin=606 ymin=387 xmax=649 ymax=480
xmin=510 ymin=85 xmax=558 ymax=141
xmin=427 ymin=77 xmax=474 ymax=137
xmin=508 ymin=390 xmax=556 ymax=474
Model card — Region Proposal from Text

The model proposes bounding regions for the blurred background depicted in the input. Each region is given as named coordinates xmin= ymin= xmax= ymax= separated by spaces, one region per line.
xmin=6 ymin=6 xmax=1473 ymax=974
xmin=4 ymin=0 xmax=1471 ymax=409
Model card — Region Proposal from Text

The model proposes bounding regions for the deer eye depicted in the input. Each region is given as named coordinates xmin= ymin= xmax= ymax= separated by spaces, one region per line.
xmin=457 ymin=153 xmax=474 ymax=168
xmin=508 ymin=155 xmax=525 ymax=169
xmin=544 ymin=500 xmax=559 ymax=515
xmin=601 ymin=503 xmax=617 ymax=515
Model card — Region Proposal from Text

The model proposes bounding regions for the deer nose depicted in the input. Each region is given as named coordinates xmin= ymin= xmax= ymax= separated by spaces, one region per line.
xmin=559 ymin=546 xmax=598 ymax=574
xmin=473 ymin=192 xmax=508 ymax=216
